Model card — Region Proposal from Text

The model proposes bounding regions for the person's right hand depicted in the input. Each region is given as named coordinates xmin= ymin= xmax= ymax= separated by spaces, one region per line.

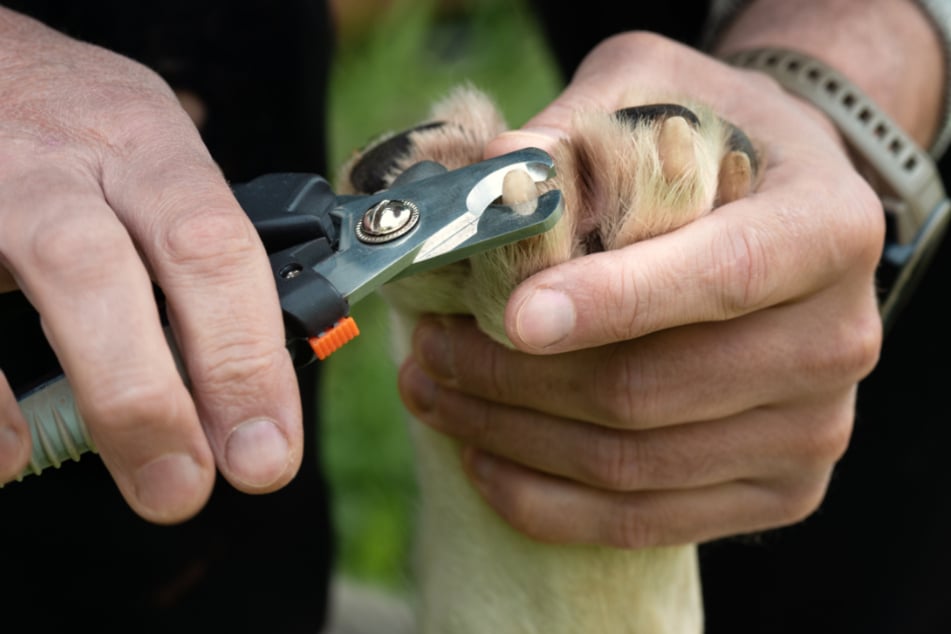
xmin=0 ymin=8 xmax=303 ymax=524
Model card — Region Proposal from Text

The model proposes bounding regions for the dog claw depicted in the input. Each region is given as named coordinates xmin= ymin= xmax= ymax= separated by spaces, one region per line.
xmin=717 ymin=149 xmax=754 ymax=205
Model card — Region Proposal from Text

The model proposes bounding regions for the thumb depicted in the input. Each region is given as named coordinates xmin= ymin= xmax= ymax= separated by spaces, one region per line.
xmin=501 ymin=206 xmax=764 ymax=354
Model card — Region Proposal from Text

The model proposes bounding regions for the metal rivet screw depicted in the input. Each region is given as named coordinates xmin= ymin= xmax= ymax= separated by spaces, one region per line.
xmin=356 ymin=199 xmax=420 ymax=243
xmin=280 ymin=263 xmax=304 ymax=279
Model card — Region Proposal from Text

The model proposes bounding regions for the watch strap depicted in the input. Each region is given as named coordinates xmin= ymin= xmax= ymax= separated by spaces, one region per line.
xmin=703 ymin=0 xmax=951 ymax=159
xmin=726 ymin=47 xmax=951 ymax=330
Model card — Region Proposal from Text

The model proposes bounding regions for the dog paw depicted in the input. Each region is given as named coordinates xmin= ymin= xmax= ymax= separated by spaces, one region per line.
xmin=336 ymin=84 xmax=761 ymax=342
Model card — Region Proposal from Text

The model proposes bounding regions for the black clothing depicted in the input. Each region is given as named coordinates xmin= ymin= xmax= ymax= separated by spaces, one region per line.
xmin=0 ymin=2 xmax=335 ymax=632
xmin=4 ymin=1 xmax=951 ymax=633
xmin=532 ymin=3 xmax=951 ymax=632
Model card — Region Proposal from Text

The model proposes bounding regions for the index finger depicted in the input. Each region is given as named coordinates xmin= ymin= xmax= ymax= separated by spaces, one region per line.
xmin=103 ymin=142 xmax=303 ymax=495
xmin=1 ymin=162 xmax=217 ymax=522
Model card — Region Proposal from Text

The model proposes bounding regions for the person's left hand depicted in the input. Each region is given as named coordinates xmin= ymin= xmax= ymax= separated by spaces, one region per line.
xmin=397 ymin=32 xmax=884 ymax=549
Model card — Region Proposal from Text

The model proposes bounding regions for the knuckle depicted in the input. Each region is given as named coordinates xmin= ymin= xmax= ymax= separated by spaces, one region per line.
xmin=799 ymin=401 xmax=856 ymax=467
xmin=592 ymin=346 xmax=661 ymax=427
xmin=27 ymin=209 xmax=130 ymax=276
xmin=161 ymin=207 xmax=259 ymax=273
xmin=592 ymin=349 xmax=637 ymax=423
xmin=801 ymin=295 xmax=881 ymax=388
xmin=87 ymin=61 xmax=182 ymax=123
xmin=583 ymin=429 xmax=640 ymax=490
xmin=766 ymin=474 xmax=831 ymax=527
xmin=490 ymin=484 xmax=548 ymax=542
xmin=83 ymin=376 xmax=182 ymax=432
xmin=612 ymin=270 xmax=647 ymax=340
xmin=612 ymin=261 xmax=660 ymax=341
xmin=846 ymin=178 xmax=887 ymax=267
xmin=483 ymin=340 xmax=512 ymax=402
xmin=711 ymin=223 xmax=767 ymax=316
xmin=839 ymin=307 xmax=883 ymax=380
xmin=193 ymin=340 xmax=286 ymax=395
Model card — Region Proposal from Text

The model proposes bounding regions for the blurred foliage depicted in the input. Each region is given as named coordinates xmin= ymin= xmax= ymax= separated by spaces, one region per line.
xmin=326 ymin=0 xmax=562 ymax=176
xmin=320 ymin=0 xmax=560 ymax=593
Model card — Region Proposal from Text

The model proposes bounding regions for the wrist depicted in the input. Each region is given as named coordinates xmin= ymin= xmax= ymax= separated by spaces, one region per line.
xmin=707 ymin=0 xmax=946 ymax=153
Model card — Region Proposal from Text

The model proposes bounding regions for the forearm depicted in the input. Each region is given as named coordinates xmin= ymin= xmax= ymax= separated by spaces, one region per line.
xmin=709 ymin=0 xmax=945 ymax=150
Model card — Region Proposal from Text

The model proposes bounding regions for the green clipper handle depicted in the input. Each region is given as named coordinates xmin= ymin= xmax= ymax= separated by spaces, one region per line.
xmin=5 ymin=327 xmax=191 ymax=484
xmin=11 ymin=376 xmax=96 ymax=482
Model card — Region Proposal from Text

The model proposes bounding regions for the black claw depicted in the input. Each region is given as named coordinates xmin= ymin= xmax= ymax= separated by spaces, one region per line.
xmin=614 ymin=104 xmax=700 ymax=128
xmin=348 ymin=121 xmax=447 ymax=193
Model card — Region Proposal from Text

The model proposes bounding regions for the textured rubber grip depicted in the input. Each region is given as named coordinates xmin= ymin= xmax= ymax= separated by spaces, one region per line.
xmin=8 ymin=376 xmax=95 ymax=483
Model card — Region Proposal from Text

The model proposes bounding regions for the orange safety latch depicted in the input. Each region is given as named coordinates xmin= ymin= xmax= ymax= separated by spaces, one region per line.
xmin=308 ymin=316 xmax=360 ymax=360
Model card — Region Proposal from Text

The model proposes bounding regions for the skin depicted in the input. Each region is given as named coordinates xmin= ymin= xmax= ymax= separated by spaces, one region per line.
xmin=398 ymin=0 xmax=945 ymax=547
xmin=0 ymin=9 xmax=302 ymax=524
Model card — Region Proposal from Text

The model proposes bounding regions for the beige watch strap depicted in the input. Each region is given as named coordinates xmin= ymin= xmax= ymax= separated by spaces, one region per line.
xmin=915 ymin=0 xmax=951 ymax=157
xmin=727 ymin=47 xmax=951 ymax=330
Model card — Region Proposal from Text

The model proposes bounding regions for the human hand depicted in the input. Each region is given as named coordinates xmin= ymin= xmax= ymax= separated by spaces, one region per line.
xmin=398 ymin=32 xmax=884 ymax=547
xmin=0 ymin=9 xmax=302 ymax=523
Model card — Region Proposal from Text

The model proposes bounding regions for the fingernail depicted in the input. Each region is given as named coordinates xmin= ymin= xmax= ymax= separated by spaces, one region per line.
xmin=225 ymin=418 xmax=290 ymax=488
xmin=133 ymin=452 xmax=204 ymax=513
xmin=415 ymin=319 xmax=453 ymax=379
xmin=515 ymin=288 xmax=576 ymax=349
xmin=400 ymin=361 xmax=436 ymax=413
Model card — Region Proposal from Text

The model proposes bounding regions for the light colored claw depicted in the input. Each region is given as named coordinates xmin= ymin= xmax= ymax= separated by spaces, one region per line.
xmin=501 ymin=168 xmax=538 ymax=215
xmin=717 ymin=149 xmax=753 ymax=205
xmin=658 ymin=115 xmax=694 ymax=182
